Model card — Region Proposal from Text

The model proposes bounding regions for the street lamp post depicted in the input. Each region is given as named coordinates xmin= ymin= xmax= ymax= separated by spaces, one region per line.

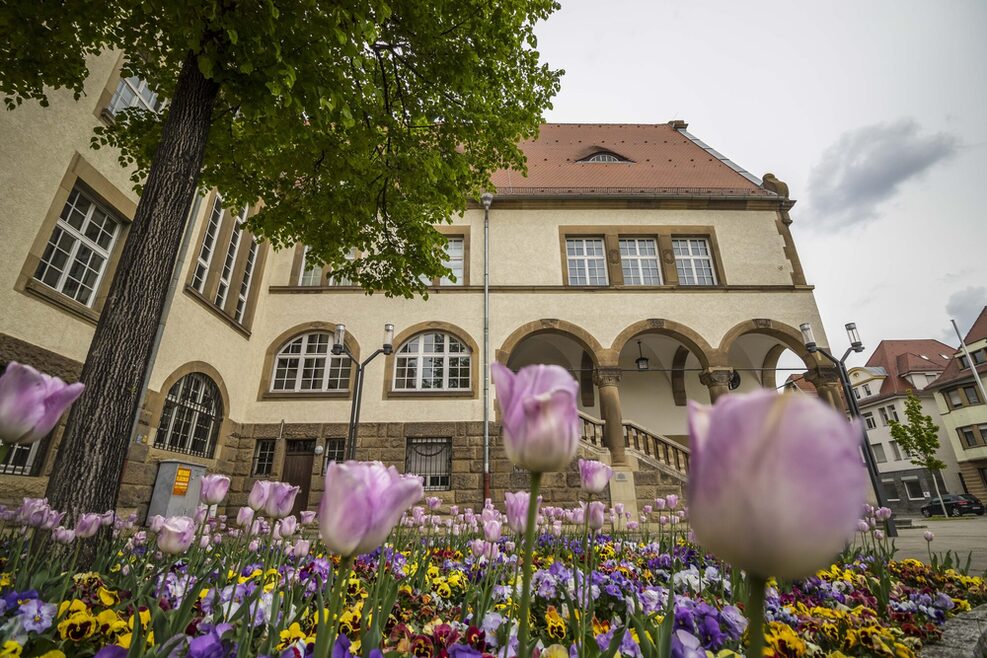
xmin=333 ymin=323 xmax=394 ymax=461
xmin=800 ymin=321 xmax=898 ymax=537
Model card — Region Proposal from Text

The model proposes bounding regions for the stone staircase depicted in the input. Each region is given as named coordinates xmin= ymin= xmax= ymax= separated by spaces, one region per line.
xmin=578 ymin=412 xmax=689 ymax=513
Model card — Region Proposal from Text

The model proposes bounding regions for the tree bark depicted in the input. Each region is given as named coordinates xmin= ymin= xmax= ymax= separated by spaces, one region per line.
xmin=45 ymin=52 xmax=219 ymax=529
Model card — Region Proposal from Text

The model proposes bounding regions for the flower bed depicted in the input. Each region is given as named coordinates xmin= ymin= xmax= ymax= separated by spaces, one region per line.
xmin=0 ymin=503 xmax=983 ymax=658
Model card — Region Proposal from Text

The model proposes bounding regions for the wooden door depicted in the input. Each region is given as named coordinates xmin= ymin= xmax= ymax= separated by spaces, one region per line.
xmin=282 ymin=439 xmax=316 ymax=519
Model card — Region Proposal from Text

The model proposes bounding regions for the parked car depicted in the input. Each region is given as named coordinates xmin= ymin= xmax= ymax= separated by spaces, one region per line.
xmin=920 ymin=494 xmax=986 ymax=517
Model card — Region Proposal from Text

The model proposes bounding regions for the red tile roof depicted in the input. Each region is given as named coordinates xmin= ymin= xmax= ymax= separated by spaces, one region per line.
xmin=862 ymin=339 xmax=953 ymax=401
xmin=490 ymin=123 xmax=778 ymax=198
xmin=928 ymin=307 xmax=987 ymax=390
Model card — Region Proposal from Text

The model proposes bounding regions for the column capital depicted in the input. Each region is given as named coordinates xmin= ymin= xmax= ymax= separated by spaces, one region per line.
xmin=593 ymin=367 xmax=623 ymax=388
xmin=699 ymin=368 xmax=734 ymax=388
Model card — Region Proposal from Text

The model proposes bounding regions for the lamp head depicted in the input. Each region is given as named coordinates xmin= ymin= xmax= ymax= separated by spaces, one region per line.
xmin=800 ymin=322 xmax=818 ymax=353
xmin=635 ymin=340 xmax=649 ymax=370
xmin=480 ymin=192 xmax=494 ymax=209
xmin=845 ymin=322 xmax=864 ymax=352
xmin=332 ymin=323 xmax=346 ymax=355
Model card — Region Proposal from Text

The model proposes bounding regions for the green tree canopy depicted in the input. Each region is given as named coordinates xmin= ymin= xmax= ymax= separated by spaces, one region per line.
xmin=3 ymin=0 xmax=562 ymax=296
xmin=888 ymin=391 xmax=947 ymax=472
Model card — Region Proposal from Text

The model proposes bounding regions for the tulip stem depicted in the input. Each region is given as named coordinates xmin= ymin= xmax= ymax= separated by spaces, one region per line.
xmin=746 ymin=574 xmax=767 ymax=658
xmin=516 ymin=471 xmax=542 ymax=658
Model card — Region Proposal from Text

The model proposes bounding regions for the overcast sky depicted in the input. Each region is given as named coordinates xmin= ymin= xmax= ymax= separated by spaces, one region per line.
xmin=535 ymin=0 xmax=987 ymax=370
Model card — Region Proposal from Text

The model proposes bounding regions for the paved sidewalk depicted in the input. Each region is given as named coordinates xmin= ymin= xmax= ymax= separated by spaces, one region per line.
xmin=891 ymin=516 xmax=987 ymax=574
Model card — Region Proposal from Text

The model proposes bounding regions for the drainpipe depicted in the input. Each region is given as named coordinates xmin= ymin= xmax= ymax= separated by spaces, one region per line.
xmin=480 ymin=192 xmax=494 ymax=502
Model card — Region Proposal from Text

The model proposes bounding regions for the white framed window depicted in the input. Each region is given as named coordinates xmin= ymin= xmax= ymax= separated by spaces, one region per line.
xmin=107 ymin=76 xmax=163 ymax=115
xmin=672 ymin=238 xmax=717 ymax=286
xmin=619 ymin=238 xmax=661 ymax=285
xmin=327 ymin=248 xmax=357 ymax=286
xmin=885 ymin=405 xmax=899 ymax=422
xmin=902 ymin=478 xmax=925 ymax=501
xmin=566 ymin=238 xmax=608 ymax=286
xmin=881 ymin=479 xmax=899 ymax=501
xmin=854 ymin=388 xmax=861 ymax=399
xmin=872 ymin=443 xmax=887 ymax=463
xmin=394 ymin=332 xmax=471 ymax=391
xmin=405 ymin=437 xmax=452 ymax=490
xmin=272 ymin=333 xmax=351 ymax=392
xmin=234 ymin=240 xmax=258 ymax=323
xmin=440 ymin=237 xmax=465 ymax=286
xmin=947 ymin=389 xmax=964 ymax=407
xmin=155 ymin=373 xmax=223 ymax=458
xmin=322 ymin=438 xmax=346 ymax=473
xmin=879 ymin=408 xmax=890 ymax=426
xmin=585 ymin=153 xmax=620 ymax=163
xmin=890 ymin=440 xmax=902 ymax=461
xmin=959 ymin=426 xmax=979 ymax=449
xmin=298 ymin=246 xmax=322 ymax=286
xmin=34 ymin=186 xmax=119 ymax=307
xmin=215 ymin=205 xmax=247 ymax=307
xmin=863 ymin=383 xmax=872 ymax=396
xmin=252 ymin=439 xmax=275 ymax=475
xmin=191 ymin=195 xmax=223 ymax=292
xmin=863 ymin=412 xmax=876 ymax=430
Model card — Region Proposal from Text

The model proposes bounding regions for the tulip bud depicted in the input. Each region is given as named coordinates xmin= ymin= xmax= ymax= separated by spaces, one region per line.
xmin=293 ymin=539 xmax=311 ymax=558
xmin=248 ymin=480 xmax=273 ymax=511
xmin=426 ymin=496 xmax=441 ymax=510
xmin=0 ymin=362 xmax=84 ymax=445
xmin=923 ymin=531 xmax=935 ymax=542
xmin=491 ymin=363 xmax=579 ymax=473
xmin=236 ymin=506 xmax=254 ymax=528
xmin=199 ymin=474 xmax=231 ymax=506
xmin=686 ymin=391 xmax=868 ymax=579
xmin=74 ymin=513 xmax=102 ymax=539
xmin=279 ymin=515 xmax=298 ymax=537
xmin=194 ymin=506 xmax=209 ymax=526
xmin=300 ymin=510 xmax=316 ymax=525
xmin=505 ymin=491 xmax=537 ymax=534
xmin=264 ymin=482 xmax=301 ymax=519
xmin=483 ymin=519 xmax=501 ymax=543
xmin=52 ymin=526 xmax=75 ymax=544
xmin=874 ymin=507 xmax=892 ymax=521
xmin=578 ymin=459 xmax=613 ymax=493
xmin=588 ymin=501 xmax=605 ymax=531
xmin=157 ymin=516 xmax=196 ymax=555
xmin=148 ymin=515 xmax=166 ymax=533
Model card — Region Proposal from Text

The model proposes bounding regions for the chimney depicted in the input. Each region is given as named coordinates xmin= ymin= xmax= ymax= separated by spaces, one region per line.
xmin=667 ymin=119 xmax=689 ymax=130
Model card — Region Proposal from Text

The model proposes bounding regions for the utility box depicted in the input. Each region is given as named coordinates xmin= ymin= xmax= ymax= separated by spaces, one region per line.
xmin=146 ymin=460 xmax=206 ymax=522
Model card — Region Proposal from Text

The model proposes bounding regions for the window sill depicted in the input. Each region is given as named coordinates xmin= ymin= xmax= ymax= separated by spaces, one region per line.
xmin=22 ymin=279 xmax=100 ymax=325
xmin=183 ymin=286 xmax=251 ymax=338
xmin=260 ymin=391 xmax=351 ymax=401
xmin=386 ymin=389 xmax=476 ymax=400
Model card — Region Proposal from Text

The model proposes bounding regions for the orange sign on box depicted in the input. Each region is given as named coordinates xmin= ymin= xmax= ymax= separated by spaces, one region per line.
xmin=172 ymin=466 xmax=191 ymax=496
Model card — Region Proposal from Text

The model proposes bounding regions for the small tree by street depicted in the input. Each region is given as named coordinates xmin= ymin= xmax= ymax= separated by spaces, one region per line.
xmin=889 ymin=391 xmax=948 ymax=516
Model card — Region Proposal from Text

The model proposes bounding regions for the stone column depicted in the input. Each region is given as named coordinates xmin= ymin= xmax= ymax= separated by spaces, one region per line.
xmin=594 ymin=367 xmax=626 ymax=465
xmin=806 ymin=367 xmax=846 ymax=412
xmin=699 ymin=368 xmax=733 ymax=403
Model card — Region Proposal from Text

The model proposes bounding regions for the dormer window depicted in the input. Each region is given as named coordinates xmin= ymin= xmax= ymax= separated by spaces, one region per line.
xmin=580 ymin=151 xmax=630 ymax=163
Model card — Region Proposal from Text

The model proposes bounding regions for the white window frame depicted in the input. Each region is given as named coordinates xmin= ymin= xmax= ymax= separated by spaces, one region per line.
xmin=886 ymin=405 xmax=899 ymax=422
xmin=672 ymin=238 xmax=717 ymax=286
xmin=34 ymin=186 xmax=119 ymax=307
xmin=889 ymin=440 xmax=902 ymax=461
xmin=440 ymin=237 xmax=465 ymax=286
xmin=871 ymin=443 xmax=887 ymax=463
xmin=271 ymin=333 xmax=351 ymax=392
xmin=215 ymin=205 xmax=247 ymax=307
xmin=107 ymin=76 xmax=163 ymax=115
xmin=298 ymin=245 xmax=323 ymax=286
xmin=585 ymin=153 xmax=620 ymax=163
xmin=252 ymin=439 xmax=276 ymax=475
xmin=566 ymin=237 xmax=608 ymax=286
xmin=863 ymin=412 xmax=876 ymax=430
xmin=234 ymin=239 xmax=258 ymax=323
xmin=322 ymin=438 xmax=347 ymax=473
xmin=393 ymin=332 xmax=471 ymax=392
xmin=902 ymin=477 xmax=925 ymax=501
xmin=618 ymin=237 xmax=662 ymax=285
xmin=881 ymin=479 xmax=900 ymax=502
xmin=879 ymin=407 xmax=889 ymax=426
xmin=327 ymin=248 xmax=357 ymax=286
xmin=863 ymin=383 xmax=872 ymax=396
xmin=192 ymin=195 xmax=224 ymax=292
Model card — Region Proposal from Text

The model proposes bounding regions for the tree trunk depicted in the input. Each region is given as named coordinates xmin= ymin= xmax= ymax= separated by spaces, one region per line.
xmin=45 ymin=52 xmax=219 ymax=528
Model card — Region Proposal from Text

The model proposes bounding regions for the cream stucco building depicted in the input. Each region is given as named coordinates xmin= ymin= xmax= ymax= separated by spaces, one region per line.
xmin=0 ymin=51 xmax=840 ymax=518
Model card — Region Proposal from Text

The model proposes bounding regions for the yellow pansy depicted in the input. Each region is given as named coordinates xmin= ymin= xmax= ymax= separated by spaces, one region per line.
xmin=57 ymin=600 xmax=88 ymax=619
xmin=278 ymin=622 xmax=309 ymax=649
xmin=95 ymin=609 xmax=127 ymax=636
xmin=545 ymin=606 xmax=566 ymax=640
xmin=542 ymin=645 xmax=568 ymax=658
xmin=98 ymin=587 xmax=120 ymax=606
xmin=0 ymin=641 xmax=22 ymax=657
xmin=38 ymin=651 xmax=66 ymax=658
xmin=128 ymin=608 xmax=151 ymax=630
xmin=0 ymin=574 xmax=11 ymax=589
xmin=58 ymin=610 xmax=97 ymax=642
xmin=764 ymin=621 xmax=806 ymax=657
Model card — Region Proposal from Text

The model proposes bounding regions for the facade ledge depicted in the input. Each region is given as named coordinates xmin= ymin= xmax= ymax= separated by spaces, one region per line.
xmin=183 ymin=286 xmax=252 ymax=339
xmin=268 ymin=284 xmax=816 ymax=295
xmin=21 ymin=279 xmax=100 ymax=325
xmin=259 ymin=391 xmax=352 ymax=401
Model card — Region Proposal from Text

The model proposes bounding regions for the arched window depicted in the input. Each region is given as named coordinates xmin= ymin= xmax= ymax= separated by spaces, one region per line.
xmin=394 ymin=332 xmax=471 ymax=391
xmin=272 ymin=332 xmax=351 ymax=392
xmin=582 ymin=152 xmax=627 ymax=163
xmin=155 ymin=373 xmax=223 ymax=458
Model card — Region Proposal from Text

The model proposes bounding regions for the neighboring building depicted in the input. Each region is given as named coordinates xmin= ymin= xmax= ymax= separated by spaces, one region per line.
xmin=848 ymin=340 xmax=963 ymax=515
xmin=928 ymin=307 xmax=987 ymax=502
xmin=0 ymin=51 xmax=837 ymax=519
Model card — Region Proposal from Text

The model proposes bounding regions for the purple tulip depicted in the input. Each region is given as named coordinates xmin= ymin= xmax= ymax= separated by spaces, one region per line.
xmin=236 ymin=506 xmax=254 ymax=528
xmin=278 ymin=515 xmax=299 ymax=537
xmin=148 ymin=515 xmax=166 ymax=533
xmin=318 ymin=461 xmax=423 ymax=557
xmin=264 ymin=482 xmax=300 ymax=519
xmin=491 ymin=363 xmax=579 ymax=473
xmin=0 ymin=362 xmax=84 ymax=445
xmin=505 ymin=491 xmax=535 ymax=534
xmin=426 ymin=496 xmax=441 ymax=510
xmin=924 ymin=531 xmax=935 ymax=542
xmin=194 ymin=506 xmax=209 ymax=526
xmin=100 ymin=510 xmax=115 ymax=527
xmin=300 ymin=510 xmax=316 ymax=525
xmin=156 ymin=516 xmax=196 ymax=554
xmin=874 ymin=507 xmax=893 ymax=521
xmin=248 ymin=480 xmax=273 ymax=511
xmin=587 ymin=501 xmax=606 ymax=531
xmin=52 ymin=526 xmax=75 ymax=544
xmin=686 ymin=390 xmax=868 ymax=579
xmin=292 ymin=539 xmax=311 ymax=558
xmin=483 ymin=519 xmax=501 ymax=542
xmin=199 ymin=474 xmax=231 ymax=505
xmin=578 ymin=459 xmax=613 ymax=494
xmin=74 ymin=513 xmax=102 ymax=539
xmin=665 ymin=495 xmax=679 ymax=509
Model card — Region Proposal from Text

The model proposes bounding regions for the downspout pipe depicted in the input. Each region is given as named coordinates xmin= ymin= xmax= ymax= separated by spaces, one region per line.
xmin=480 ymin=192 xmax=494 ymax=502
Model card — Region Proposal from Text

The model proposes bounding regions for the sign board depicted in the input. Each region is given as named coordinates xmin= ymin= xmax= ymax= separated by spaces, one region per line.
xmin=172 ymin=466 xmax=192 ymax=496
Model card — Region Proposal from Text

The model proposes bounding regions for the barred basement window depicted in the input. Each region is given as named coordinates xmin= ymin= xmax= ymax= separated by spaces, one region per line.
xmin=394 ymin=332 xmax=471 ymax=391
xmin=155 ymin=373 xmax=223 ymax=458
xmin=253 ymin=439 xmax=275 ymax=475
xmin=322 ymin=438 xmax=346 ymax=473
xmin=34 ymin=186 xmax=119 ymax=307
xmin=405 ymin=437 xmax=451 ymax=491
xmin=272 ymin=333 xmax=351 ymax=392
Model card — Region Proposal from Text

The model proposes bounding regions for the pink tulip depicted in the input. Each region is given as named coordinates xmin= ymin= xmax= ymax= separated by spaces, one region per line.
xmin=665 ymin=495 xmax=679 ymax=510
xmin=483 ymin=519 xmax=501 ymax=542
xmin=0 ymin=362 xmax=84 ymax=445
xmin=74 ymin=513 xmax=102 ymax=539
xmin=874 ymin=507 xmax=893 ymax=521
xmin=491 ymin=363 xmax=580 ymax=473
xmin=654 ymin=499 xmax=666 ymax=511
xmin=300 ymin=510 xmax=316 ymax=525
xmin=279 ymin=515 xmax=298 ymax=537
xmin=505 ymin=491 xmax=536 ymax=534
xmin=194 ymin=506 xmax=208 ymax=526
xmin=924 ymin=531 xmax=935 ymax=542
xmin=264 ymin=482 xmax=301 ymax=519
xmin=578 ymin=459 xmax=613 ymax=494
xmin=426 ymin=496 xmax=441 ymax=510
xmin=236 ymin=506 xmax=254 ymax=528
xmin=156 ymin=516 xmax=196 ymax=555
xmin=199 ymin=474 xmax=231 ymax=505
xmin=248 ymin=480 xmax=273 ymax=511
xmin=148 ymin=515 xmax=165 ymax=533
xmin=686 ymin=390 xmax=868 ymax=579
xmin=100 ymin=511 xmax=115 ymax=527
xmin=293 ymin=539 xmax=311 ymax=558
xmin=318 ymin=461 xmax=423 ymax=557
xmin=52 ymin=527 xmax=75 ymax=544
xmin=587 ymin=501 xmax=605 ymax=531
